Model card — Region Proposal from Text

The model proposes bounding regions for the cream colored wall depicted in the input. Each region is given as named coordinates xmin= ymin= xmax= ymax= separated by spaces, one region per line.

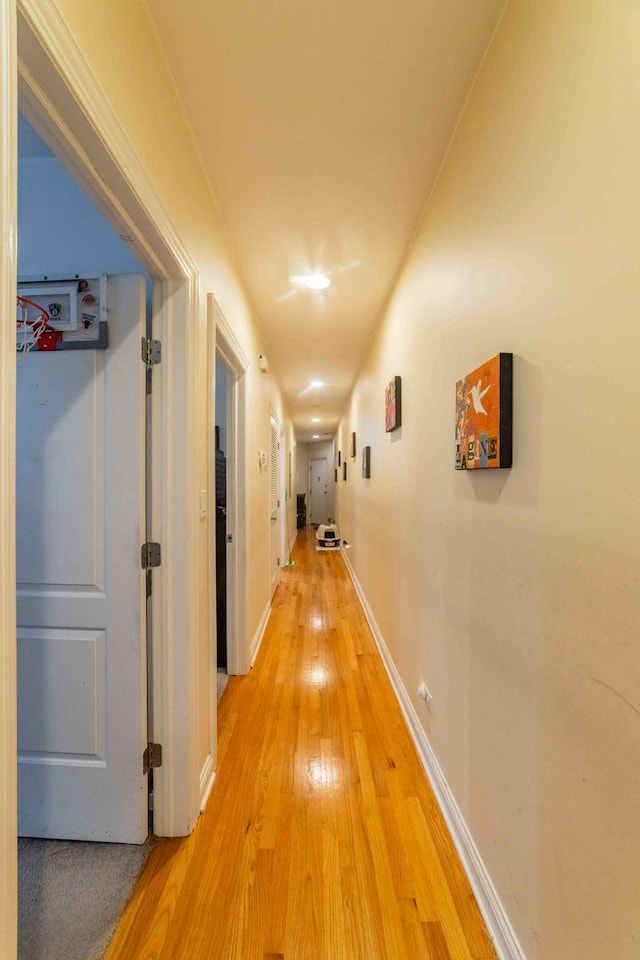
xmin=336 ymin=1 xmax=640 ymax=957
xmin=47 ymin=0 xmax=292 ymax=780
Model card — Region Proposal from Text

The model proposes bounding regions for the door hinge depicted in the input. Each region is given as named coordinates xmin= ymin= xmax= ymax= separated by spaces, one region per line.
xmin=141 ymin=541 xmax=161 ymax=568
xmin=141 ymin=337 xmax=161 ymax=364
xmin=143 ymin=742 xmax=162 ymax=775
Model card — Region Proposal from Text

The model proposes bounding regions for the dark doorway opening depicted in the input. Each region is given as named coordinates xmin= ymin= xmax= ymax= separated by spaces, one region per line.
xmin=215 ymin=353 xmax=230 ymax=676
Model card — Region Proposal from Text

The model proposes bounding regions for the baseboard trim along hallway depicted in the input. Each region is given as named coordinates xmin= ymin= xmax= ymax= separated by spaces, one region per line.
xmin=104 ymin=530 xmax=499 ymax=959
xmin=250 ymin=600 xmax=272 ymax=666
xmin=340 ymin=545 xmax=528 ymax=960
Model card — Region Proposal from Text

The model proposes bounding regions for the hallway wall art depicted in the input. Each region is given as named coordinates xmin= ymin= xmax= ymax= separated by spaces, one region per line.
xmin=362 ymin=446 xmax=371 ymax=478
xmin=385 ymin=376 xmax=402 ymax=432
xmin=350 ymin=432 xmax=356 ymax=458
xmin=455 ymin=352 xmax=513 ymax=470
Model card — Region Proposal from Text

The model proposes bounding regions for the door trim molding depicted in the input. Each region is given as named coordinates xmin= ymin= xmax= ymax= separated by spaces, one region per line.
xmin=151 ymin=279 xmax=201 ymax=836
xmin=268 ymin=413 xmax=281 ymax=598
xmin=16 ymin=0 xmax=202 ymax=838
xmin=211 ymin=296 xmax=248 ymax=676
xmin=0 ymin=0 xmax=18 ymax=954
xmin=250 ymin=601 xmax=272 ymax=667
xmin=17 ymin=0 xmax=192 ymax=279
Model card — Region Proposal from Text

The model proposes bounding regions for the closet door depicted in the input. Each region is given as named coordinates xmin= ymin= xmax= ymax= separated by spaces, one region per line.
xmin=17 ymin=275 xmax=148 ymax=843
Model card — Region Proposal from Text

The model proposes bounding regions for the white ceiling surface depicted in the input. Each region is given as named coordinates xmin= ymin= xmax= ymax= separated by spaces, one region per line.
xmin=146 ymin=0 xmax=505 ymax=442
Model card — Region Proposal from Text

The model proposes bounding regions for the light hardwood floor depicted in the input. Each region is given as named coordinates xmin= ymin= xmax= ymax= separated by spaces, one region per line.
xmin=105 ymin=530 xmax=497 ymax=960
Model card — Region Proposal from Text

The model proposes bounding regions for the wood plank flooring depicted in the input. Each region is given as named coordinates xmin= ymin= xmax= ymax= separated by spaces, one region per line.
xmin=105 ymin=531 xmax=497 ymax=960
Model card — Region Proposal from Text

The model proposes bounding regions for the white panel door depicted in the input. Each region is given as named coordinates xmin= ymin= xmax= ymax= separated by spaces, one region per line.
xmin=310 ymin=457 xmax=329 ymax=524
xmin=269 ymin=417 xmax=280 ymax=596
xmin=16 ymin=274 xmax=148 ymax=843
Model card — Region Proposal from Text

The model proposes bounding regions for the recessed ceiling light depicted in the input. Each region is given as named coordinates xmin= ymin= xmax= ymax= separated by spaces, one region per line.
xmin=311 ymin=417 xmax=321 ymax=423
xmin=290 ymin=273 xmax=331 ymax=291
xmin=312 ymin=435 xmax=320 ymax=439
xmin=310 ymin=380 xmax=324 ymax=388
xmin=307 ymin=273 xmax=331 ymax=290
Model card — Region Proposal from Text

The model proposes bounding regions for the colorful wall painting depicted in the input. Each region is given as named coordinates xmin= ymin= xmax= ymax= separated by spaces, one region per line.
xmin=455 ymin=353 xmax=513 ymax=470
xmin=385 ymin=376 xmax=402 ymax=432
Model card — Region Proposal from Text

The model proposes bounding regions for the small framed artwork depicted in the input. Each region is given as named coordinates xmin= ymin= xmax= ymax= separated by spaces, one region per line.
xmin=338 ymin=450 xmax=341 ymax=466
xmin=342 ymin=461 xmax=347 ymax=481
xmin=385 ymin=376 xmax=402 ymax=432
xmin=362 ymin=446 xmax=371 ymax=478
xmin=334 ymin=468 xmax=338 ymax=482
xmin=455 ymin=352 xmax=513 ymax=470
xmin=350 ymin=432 xmax=356 ymax=458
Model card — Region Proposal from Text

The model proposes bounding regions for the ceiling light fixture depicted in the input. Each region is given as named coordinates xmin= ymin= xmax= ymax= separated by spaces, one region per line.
xmin=310 ymin=380 xmax=324 ymax=388
xmin=311 ymin=417 xmax=321 ymax=423
xmin=312 ymin=434 xmax=320 ymax=439
xmin=290 ymin=273 xmax=331 ymax=291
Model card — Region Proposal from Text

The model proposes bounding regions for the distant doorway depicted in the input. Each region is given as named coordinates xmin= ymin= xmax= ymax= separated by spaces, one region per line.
xmin=215 ymin=353 xmax=230 ymax=672
xmin=210 ymin=294 xmax=249 ymax=678
xmin=309 ymin=457 xmax=330 ymax=525
xmin=269 ymin=415 xmax=281 ymax=596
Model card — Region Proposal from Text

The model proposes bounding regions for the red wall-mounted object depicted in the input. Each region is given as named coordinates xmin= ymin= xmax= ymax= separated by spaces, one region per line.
xmin=37 ymin=329 xmax=63 ymax=351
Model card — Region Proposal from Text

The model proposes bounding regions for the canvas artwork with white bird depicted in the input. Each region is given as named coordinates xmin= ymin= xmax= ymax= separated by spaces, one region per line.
xmin=455 ymin=353 xmax=513 ymax=470
xmin=470 ymin=379 xmax=491 ymax=415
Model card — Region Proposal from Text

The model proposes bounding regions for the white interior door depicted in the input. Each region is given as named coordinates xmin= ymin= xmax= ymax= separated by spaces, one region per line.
xmin=269 ymin=416 xmax=280 ymax=595
xmin=16 ymin=274 xmax=148 ymax=843
xmin=310 ymin=457 xmax=329 ymax=524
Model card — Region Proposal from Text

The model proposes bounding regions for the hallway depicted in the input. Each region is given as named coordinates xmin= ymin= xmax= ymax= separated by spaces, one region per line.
xmin=105 ymin=531 xmax=496 ymax=960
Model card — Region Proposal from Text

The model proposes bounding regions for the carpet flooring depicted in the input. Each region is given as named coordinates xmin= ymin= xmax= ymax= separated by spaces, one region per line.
xmin=18 ymin=837 xmax=151 ymax=960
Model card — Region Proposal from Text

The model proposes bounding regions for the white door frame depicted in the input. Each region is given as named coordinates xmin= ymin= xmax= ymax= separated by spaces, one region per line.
xmin=11 ymin=0 xmax=203 ymax=845
xmin=0 ymin=1 xmax=18 ymax=956
xmin=210 ymin=296 xmax=249 ymax=676
xmin=269 ymin=413 xmax=281 ymax=597
xmin=279 ymin=423 xmax=289 ymax=565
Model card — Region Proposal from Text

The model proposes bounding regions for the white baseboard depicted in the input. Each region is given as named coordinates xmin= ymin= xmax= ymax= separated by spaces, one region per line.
xmin=250 ymin=600 xmax=272 ymax=667
xmin=199 ymin=752 xmax=216 ymax=813
xmin=288 ymin=528 xmax=297 ymax=557
xmin=340 ymin=547 xmax=527 ymax=960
